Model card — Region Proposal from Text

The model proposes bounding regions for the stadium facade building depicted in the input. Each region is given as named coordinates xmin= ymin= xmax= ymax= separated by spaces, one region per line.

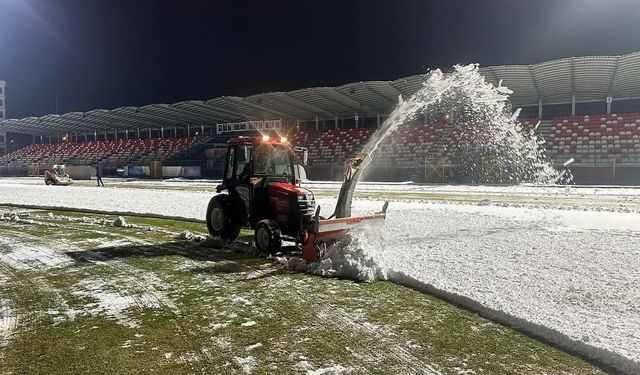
xmin=1 ymin=52 xmax=640 ymax=183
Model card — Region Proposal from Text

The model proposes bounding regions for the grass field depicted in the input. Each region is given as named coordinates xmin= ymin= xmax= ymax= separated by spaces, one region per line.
xmin=0 ymin=206 xmax=609 ymax=374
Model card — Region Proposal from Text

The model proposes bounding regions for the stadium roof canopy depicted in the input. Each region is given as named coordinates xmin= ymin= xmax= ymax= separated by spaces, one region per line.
xmin=2 ymin=51 xmax=640 ymax=135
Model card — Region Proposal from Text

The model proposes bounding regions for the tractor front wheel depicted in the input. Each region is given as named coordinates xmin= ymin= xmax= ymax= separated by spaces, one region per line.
xmin=206 ymin=195 xmax=240 ymax=240
xmin=254 ymin=220 xmax=282 ymax=255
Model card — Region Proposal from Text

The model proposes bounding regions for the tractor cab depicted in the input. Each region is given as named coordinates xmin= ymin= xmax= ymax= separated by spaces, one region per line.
xmin=208 ymin=135 xmax=314 ymax=253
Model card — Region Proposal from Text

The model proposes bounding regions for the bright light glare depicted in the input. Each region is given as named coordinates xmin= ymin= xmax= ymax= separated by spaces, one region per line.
xmin=280 ymin=137 xmax=287 ymax=143
xmin=262 ymin=135 xmax=270 ymax=141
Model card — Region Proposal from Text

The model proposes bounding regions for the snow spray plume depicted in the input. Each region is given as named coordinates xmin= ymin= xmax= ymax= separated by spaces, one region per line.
xmin=306 ymin=65 xmax=569 ymax=283
xmin=359 ymin=64 xmax=567 ymax=184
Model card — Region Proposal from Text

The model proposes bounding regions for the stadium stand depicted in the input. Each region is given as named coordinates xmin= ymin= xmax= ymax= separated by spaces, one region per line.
xmin=548 ymin=113 xmax=640 ymax=165
xmin=373 ymin=122 xmax=446 ymax=165
xmin=0 ymin=136 xmax=208 ymax=167
xmin=306 ymin=128 xmax=376 ymax=166
xmin=290 ymin=130 xmax=317 ymax=148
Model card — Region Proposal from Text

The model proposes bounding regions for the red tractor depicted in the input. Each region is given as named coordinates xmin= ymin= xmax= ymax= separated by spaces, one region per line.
xmin=206 ymin=134 xmax=387 ymax=262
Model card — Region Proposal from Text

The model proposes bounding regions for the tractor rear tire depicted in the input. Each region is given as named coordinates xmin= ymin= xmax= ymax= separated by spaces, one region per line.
xmin=254 ymin=220 xmax=282 ymax=255
xmin=206 ymin=195 xmax=240 ymax=241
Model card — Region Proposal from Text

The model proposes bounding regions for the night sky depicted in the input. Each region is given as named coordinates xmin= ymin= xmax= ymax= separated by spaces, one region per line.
xmin=1 ymin=0 xmax=640 ymax=118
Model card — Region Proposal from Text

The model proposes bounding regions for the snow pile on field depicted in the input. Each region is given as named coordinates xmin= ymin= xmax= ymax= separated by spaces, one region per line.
xmin=175 ymin=230 xmax=206 ymax=242
xmin=112 ymin=216 xmax=132 ymax=228
xmin=291 ymin=226 xmax=388 ymax=282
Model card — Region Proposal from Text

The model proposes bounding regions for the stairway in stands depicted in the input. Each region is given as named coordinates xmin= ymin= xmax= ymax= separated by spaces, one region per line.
xmin=536 ymin=119 xmax=554 ymax=140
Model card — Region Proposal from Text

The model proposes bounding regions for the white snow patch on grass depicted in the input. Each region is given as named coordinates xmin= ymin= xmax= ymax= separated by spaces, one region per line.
xmin=295 ymin=361 xmax=352 ymax=375
xmin=175 ymin=230 xmax=206 ymax=242
xmin=234 ymin=355 xmax=257 ymax=374
xmin=245 ymin=342 xmax=262 ymax=351
xmin=71 ymin=278 xmax=166 ymax=328
xmin=231 ymin=296 xmax=253 ymax=306
xmin=0 ymin=236 xmax=74 ymax=271
xmin=240 ymin=321 xmax=256 ymax=327
xmin=0 ymin=275 xmax=17 ymax=354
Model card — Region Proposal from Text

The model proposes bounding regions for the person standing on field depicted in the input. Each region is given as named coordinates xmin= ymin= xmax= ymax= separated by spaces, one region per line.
xmin=96 ymin=163 xmax=104 ymax=187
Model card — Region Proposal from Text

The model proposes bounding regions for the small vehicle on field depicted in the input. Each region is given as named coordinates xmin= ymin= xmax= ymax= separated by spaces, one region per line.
xmin=44 ymin=165 xmax=74 ymax=186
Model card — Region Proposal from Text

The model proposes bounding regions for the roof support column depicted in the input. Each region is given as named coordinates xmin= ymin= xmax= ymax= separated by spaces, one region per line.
xmin=571 ymin=94 xmax=576 ymax=117
xmin=335 ymin=117 xmax=338 ymax=129
xmin=355 ymin=114 xmax=359 ymax=128
xmin=174 ymin=126 xmax=177 ymax=138
xmin=148 ymin=128 xmax=151 ymax=139
xmin=201 ymin=125 xmax=204 ymax=136
xmin=538 ymin=99 xmax=543 ymax=119
xmin=606 ymin=96 xmax=613 ymax=115
xmin=161 ymin=126 xmax=164 ymax=139
xmin=315 ymin=116 xmax=319 ymax=131
xmin=75 ymin=132 xmax=78 ymax=143
xmin=187 ymin=124 xmax=190 ymax=137
xmin=104 ymin=130 xmax=107 ymax=141
xmin=137 ymin=127 xmax=140 ymax=139
xmin=94 ymin=131 xmax=97 ymax=141
xmin=125 ymin=129 xmax=129 ymax=139
xmin=32 ymin=135 xmax=35 ymax=144
xmin=377 ymin=113 xmax=381 ymax=128
xmin=49 ymin=135 xmax=52 ymax=144
xmin=114 ymin=128 xmax=118 ymax=141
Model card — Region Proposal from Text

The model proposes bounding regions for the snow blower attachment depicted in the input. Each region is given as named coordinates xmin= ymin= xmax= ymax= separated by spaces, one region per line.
xmin=206 ymin=136 xmax=388 ymax=262
xmin=302 ymin=152 xmax=388 ymax=262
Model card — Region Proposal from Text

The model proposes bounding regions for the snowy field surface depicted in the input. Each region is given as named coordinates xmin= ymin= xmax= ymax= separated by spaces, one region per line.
xmin=1 ymin=178 xmax=639 ymax=372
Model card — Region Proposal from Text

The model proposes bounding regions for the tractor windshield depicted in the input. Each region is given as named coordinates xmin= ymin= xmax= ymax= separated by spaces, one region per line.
xmin=253 ymin=144 xmax=293 ymax=178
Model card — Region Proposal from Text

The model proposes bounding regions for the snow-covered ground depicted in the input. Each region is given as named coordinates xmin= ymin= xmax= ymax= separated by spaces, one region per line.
xmin=1 ymin=178 xmax=639 ymax=373
xmin=304 ymin=180 xmax=640 ymax=198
